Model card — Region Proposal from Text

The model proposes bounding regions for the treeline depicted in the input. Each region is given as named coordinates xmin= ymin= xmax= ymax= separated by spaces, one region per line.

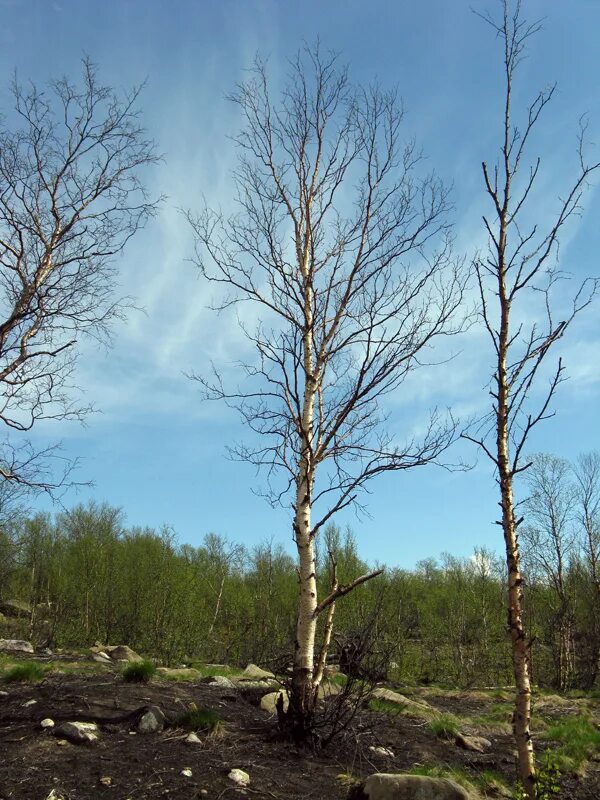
xmin=1 ymin=451 xmax=598 ymax=692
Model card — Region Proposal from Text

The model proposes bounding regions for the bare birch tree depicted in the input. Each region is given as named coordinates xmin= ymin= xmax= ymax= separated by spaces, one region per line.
xmin=187 ymin=45 xmax=466 ymax=741
xmin=464 ymin=2 xmax=599 ymax=794
xmin=0 ymin=59 xmax=160 ymax=490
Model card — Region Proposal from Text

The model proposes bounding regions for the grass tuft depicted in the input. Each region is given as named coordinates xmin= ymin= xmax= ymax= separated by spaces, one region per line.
xmin=543 ymin=716 xmax=600 ymax=773
xmin=3 ymin=661 xmax=47 ymax=683
xmin=428 ymin=713 xmax=460 ymax=739
xmin=176 ymin=706 xmax=222 ymax=733
xmin=122 ymin=659 xmax=156 ymax=683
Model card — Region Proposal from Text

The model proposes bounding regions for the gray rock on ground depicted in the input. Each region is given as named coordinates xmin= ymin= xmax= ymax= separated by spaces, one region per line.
xmin=156 ymin=667 xmax=200 ymax=680
xmin=349 ymin=774 xmax=473 ymax=800
xmin=202 ymin=674 xmax=235 ymax=688
xmin=455 ymin=732 xmax=492 ymax=753
xmin=0 ymin=638 xmax=34 ymax=653
xmin=260 ymin=690 xmax=289 ymax=714
xmin=228 ymin=768 xmax=250 ymax=786
xmin=137 ymin=705 xmax=166 ymax=734
xmin=107 ymin=644 xmax=143 ymax=662
xmin=53 ymin=721 xmax=99 ymax=745
xmin=0 ymin=600 xmax=31 ymax=618
xmin=240 ymin=663 xmax=275 ymax=680
xmin=371 ymin=688 xmax=435 ymax=714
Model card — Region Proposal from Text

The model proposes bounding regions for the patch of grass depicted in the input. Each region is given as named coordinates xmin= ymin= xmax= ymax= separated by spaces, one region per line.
xmin=543 ymin=715 xmax=600 ymax=773
xmin=408 ymin=764 xmax=475 ymax=792
xmin=428 ymin=713 xmax=460 ymax=739
xmin=474 ymin=770 xmax=511 ymax=796
xmin=176 ymin=705 xmax=222 ymax=733
xmin=188 ymin=662 xmax=237 ymax=677
xmin=122 ymin=659 xmax=156 ymax=683
xmin=368 ymin=697 xmax=407 ymax=715
xmin=330 ymin=672 xmax=348 ymax=687
xmin=3 ymin=661 xmax=48 ymax=683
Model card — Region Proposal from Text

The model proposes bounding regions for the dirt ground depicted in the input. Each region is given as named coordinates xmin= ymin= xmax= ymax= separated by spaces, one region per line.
xmin=0 ymin=655 xmax=598 ymax=800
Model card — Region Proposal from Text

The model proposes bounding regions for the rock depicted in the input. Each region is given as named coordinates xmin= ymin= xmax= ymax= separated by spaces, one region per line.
xmin=137 ymin=705 xmax=166 ymax=734
xmin=45 ymin=791 xmax=66 ymax=800
xmin=371 ymin=688 xmax=434 ymax=714
xmin=40 ymin=718 xmax=55 ymax=729
xmin=0 ymin=690 xmax=8 ymax=696
xmin=369 ymin=746 xmax=394 ymax=758
xmin=185 ymin=732 xmax=201 ymax=744
xmin=455 ymin=732 xmax=492 ymax=753
xmin=317 ymin=679 xmax=342 ymax=699
xmin=156 ymin=667 xmax=200 ymax=680
xmin=0 ymin=638 xmax=34 ymax=653
xmin=349 ymin=773 xmax=472 ymax=800
xmin=53 ymin=721 xmax=99 ymax=745
xmin=0 ymin=599 xmax=30 ymax=618
xmin=107 ymin=645 xmax=142 ymax=662
xmin=201 ymin=674 xmax=235 ymax=688
xmin=240 ymin=663 xmax=275 ymax=681
xmin=23 ymin=699 xmax=37 ymax=707
xmin=260 ymin=690 xmax=289 ymax=714
xmin=91 ymin=652 xmax=112 ymax=664
xmin=99 ymin=777 xmax=112 ymax=787
xmin=228 ymin=768 xmax=250 ymax=787
xmin=181 ymin=768 xmax=193 ymax=777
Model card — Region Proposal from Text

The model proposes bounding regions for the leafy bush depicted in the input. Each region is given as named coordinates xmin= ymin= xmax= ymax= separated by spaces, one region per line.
xmin=122 ymin=659 xmax=156 ymax=683
xmin=514 ymin=751 xmax=562 ymax=799
xmin=3 ymin=661 xmax=47 ymax=683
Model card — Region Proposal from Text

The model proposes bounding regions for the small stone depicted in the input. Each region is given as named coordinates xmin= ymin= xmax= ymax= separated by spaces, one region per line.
xmin=455 ymin=732 xmax=492 ymax=753
xmin=202 ymin=674 xmax=235 ymax=688
xmin=200 ymin=791 xmax=208 ymax=796
xmin=369 ymin=745 xmax=394 ymax=757
xmin=137 ymin=705 xmax=165 ymax=734
xmin=99 ymin=776 xmax=112 ymax=786
xmin=185 ymin=732 xmax=201 ymax=744
xmin=40 ymin=718 xmax=55 ymax=728
xmin=228 ymin=769 xmax=250 ymax=787
xmin=181 ymin=768 xmax=193 ymax=777
xmin=53 ymin=721 xmax=99 ymax=745
xmin=0 ymin=690 xmax=8 ymax=696
xmin=23 ymin=699 xmax=37 ymax=707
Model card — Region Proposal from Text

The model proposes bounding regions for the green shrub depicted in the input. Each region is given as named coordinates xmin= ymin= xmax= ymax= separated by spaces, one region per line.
xmin=514 ymin=751 xmax=562 ymax=799
xmin=3 ymin=661 xmax=47 ymax=683
xmin=176 ymin=706 xmax=221 ymax=733
xmin=428 ymin=713 xmax=460 ymax=739
xmin=544 ymin=715 xmax=600 ymax=772
xmin=122 ymin=659 xmax=156 ymax=683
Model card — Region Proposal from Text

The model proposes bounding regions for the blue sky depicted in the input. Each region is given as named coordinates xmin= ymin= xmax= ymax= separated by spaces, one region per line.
xmin=1 ymin=0 xmax=599 ymax=568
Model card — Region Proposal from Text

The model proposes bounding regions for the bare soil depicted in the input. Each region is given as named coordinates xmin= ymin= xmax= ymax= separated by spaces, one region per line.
xmin=0 ymin=655 xmax=598 ymax=800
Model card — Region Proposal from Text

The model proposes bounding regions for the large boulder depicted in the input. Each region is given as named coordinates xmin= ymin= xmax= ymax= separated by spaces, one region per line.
xmin=0 ymin=639 xmax=34 ymax=653
xmin=0 ymin=600 xmax=30 ymax=618
xmin=348 ymin=774 xmax=473 ymax=800
xmin=53 ymin=722 xmax=99 ymax=745
xmin=317 ymin=679 xmax=342 ymax=699
xmin=260 ymin=690 xmax=289 ymax=714
xmin=106 ymin=645 xmax=142 ymax=662
xmin=240 ymin=663 xmax=275 ymax=681
xmin=371 ymin=688 xmax=435 ymax=715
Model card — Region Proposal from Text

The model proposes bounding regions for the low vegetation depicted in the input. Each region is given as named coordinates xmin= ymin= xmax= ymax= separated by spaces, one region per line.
xmin=122 ymin=660 xmax=156 ymax=683
xmin=2 ymin=661 xmax=48 ymax=683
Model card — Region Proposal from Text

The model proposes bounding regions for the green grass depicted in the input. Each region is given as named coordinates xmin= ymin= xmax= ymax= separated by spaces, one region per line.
xmin=428 ymin=713 xmax=460 ymax=739
xmin=408 ymin=764 xmax=475 ymax=792
xmin=368 ymin=697 xmax=407 ymax=715
xmin=176 ymin=706 xmax=222 ymax=733
xmin=122 ymin=659 xmax=156 ymax=683
xmin=543 ymin=715 xmax=600 ymax=773
xmin=330 ymin=672 xmax=348 ymax=687
xmin=2 ymin=661 xmax=48 ymax=683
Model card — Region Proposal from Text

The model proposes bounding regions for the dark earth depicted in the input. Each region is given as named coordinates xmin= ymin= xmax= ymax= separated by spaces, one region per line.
xmin=0 ymin=655 xmax=598 ymax=800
